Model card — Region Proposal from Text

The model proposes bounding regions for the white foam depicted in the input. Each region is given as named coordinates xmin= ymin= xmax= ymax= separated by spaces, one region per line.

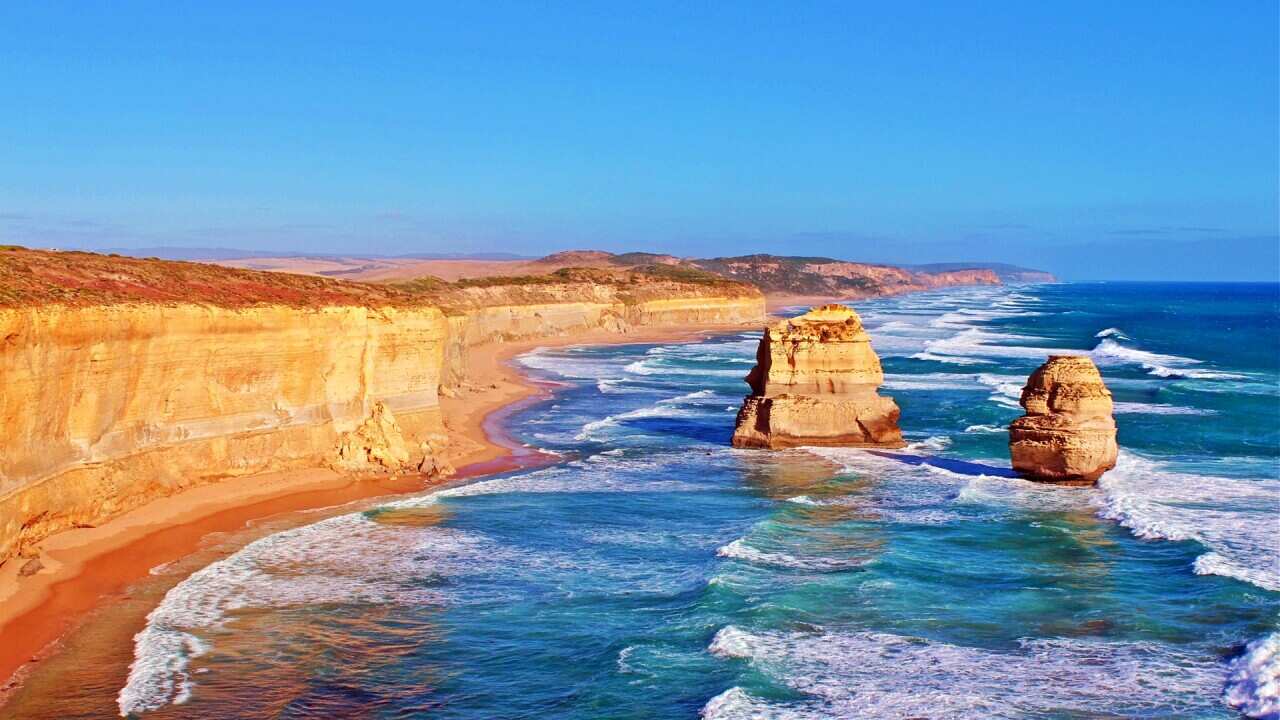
xmin=1098 ymin=450 xmax=1280 ymax=591
xmin=905 ymin=436 xmax=951 ymax=452
xmin=785 ymin=495 xmax=823 ymax=506
xmin=1112 ymin=401 xmax=1216 ymax=416
xmin=518 ymin=347 xmax=629 ymax=380
xmin=118 ymin=512 xmax=485 ymax=715
xmin=596 ymin=378 xmax=643 ymax=394
xmin=1091 ymin=338 xmax=1199 ymax=368
xmin=920 ymin=328 xmax=1076 ymax=364
xmin=1145 ymin=365 xmax=1249 ymax=381
xmin=1095 ymin=327 xmax=1130 ymax=340
xmin=704 ymin=626 xmax=1226 ymax=719
xmin=963 ymin=424 xmax=1005 ymax=434
xmin=624 ymin=359 xmax=744 ymax=378
xmin=658 ymin=389 xmax=722 ymax=405
xmin=908 ymin=351 xmax=989 ymax=365
xmin=574 ymin=402 xmax=709 ymax=441
xmin=701 ymin=686 xmax=780 ymax=719
xmin=976 ymin=373 xmax=1025 ymax=408
xmin=1224 ymin=632 xmax=1280 ymax=719
xmin=716 ymin=538 xmax=867 ymax=572
xmin=1091 ymin=339 xmax=1248 ymax=380
xmin=882 ymin=373 xmax=977 ymax=391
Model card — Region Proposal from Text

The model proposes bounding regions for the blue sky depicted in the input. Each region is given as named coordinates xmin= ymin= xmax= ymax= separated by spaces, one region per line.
xmin=1 ymin=2 xmax=1276 ymax=280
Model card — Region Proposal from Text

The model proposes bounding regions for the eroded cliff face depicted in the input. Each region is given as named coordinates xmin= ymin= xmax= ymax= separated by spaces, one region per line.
xmin=0 ymin=285 xmax=765 ymax=565
xmin=1008 ymin=355 xmax=1118 ymax=484
xmin=0 ymin=303 xmax=453 ymax=563
xmin=433 ymin=283 xmax=763 ymax=387
xmin=732 ymin=305 xmax=903 ymax=449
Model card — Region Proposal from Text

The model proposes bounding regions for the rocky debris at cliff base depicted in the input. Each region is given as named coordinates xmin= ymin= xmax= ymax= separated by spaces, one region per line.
xmin=1009 ymin=355 xmax=1118 ymax=484
xmin=732 ymin=304 xmax=904 ymax=449
xmin=334 ymin=402 xmax=454 ymax=478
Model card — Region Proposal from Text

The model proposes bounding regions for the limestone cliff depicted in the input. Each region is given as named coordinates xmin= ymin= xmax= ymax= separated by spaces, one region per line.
xmin=732 ymin=305 xmax=904 ymax=449
xmin=0 ymin=302 xmax=454 ymax=564
xmin=0 ymin=249 xmax=764 ymax=565
xmin=1008 ymin=356 xmax=1118 ymax=484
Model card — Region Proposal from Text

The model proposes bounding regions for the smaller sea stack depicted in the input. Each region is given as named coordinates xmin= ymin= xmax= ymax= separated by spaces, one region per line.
xmin=731 ymin=304 xmax=904 ymax=449
xmin=1009 ymin=355 xmax=1118 ymax=484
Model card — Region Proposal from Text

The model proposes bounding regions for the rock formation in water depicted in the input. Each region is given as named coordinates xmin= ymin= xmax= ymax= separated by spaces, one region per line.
xmin=731 ymin=304 xmax=904 ymax=449
xmin=1008 ymin=355 xmax=1118 ymax=484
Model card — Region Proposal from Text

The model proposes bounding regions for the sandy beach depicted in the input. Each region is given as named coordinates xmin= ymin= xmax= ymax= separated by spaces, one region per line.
xmin=0 ymin=321 xmax=759 ymax=706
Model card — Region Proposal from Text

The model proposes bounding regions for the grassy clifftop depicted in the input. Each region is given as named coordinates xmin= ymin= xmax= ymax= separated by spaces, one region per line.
xmin=390 ymin=265 xmax=760 ymax=315
xmin=0 ymin=248 xmax=759 ymax=309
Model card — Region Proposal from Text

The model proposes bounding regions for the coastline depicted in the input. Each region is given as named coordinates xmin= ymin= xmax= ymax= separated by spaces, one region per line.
xmin=0 ymin=321 xmax=758 ymax=707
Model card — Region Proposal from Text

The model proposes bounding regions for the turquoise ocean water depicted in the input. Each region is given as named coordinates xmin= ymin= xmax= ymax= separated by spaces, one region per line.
xmin=113 ymin=282 xmax=1279 ymax=719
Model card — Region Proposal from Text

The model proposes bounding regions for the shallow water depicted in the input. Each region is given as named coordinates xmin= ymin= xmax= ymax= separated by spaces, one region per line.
xmin=20 ymin=282 xmax=1280 ymax=719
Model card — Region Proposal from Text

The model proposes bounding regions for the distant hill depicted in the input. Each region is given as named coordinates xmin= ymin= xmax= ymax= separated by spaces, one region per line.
xmin=905 ymin=262 xmax=1057 ymax=283
xmin=195 ymin=248 xmax=1055 ymax=298
xmin=99 ymin=247 xmax=529 ymax=262
xmin=686 ymin=254 xmax=1001 ymax=298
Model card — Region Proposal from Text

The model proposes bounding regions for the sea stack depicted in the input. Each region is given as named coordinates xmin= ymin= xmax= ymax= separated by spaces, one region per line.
xmin=731 ymin=304 xmax=904 ymax=449
xmin=1008 ymin=355 xmax=1118 ymax=484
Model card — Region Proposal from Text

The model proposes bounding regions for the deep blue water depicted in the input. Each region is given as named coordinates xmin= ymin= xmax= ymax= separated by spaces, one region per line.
xmin=118 ymin=282 xmax=1279 ymax=719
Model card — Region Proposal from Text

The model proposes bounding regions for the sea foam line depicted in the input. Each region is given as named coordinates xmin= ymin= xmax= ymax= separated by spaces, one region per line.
xmin=1098 ymin=450 xmax=1280 ymax=592
xmin=704 ymin=625 xmax=1226 ymax=719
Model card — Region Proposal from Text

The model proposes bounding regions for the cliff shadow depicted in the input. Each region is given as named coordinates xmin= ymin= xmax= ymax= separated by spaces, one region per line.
xmin=866 ymin=450 xmax=1020 ymax=478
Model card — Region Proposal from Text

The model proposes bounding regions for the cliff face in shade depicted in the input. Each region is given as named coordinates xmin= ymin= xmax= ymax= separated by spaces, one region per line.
xmin=0 ymin=249 xmax=766 ymax=566
xmin=1009 ymin=355 xmax=1118 ymax=484
xmin=731 ymin=305 xmax=904 ymax=449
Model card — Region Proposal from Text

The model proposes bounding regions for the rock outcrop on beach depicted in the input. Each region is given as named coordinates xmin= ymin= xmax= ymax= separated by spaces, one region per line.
xmin=0 ymin=248 xmax=764 ymax=565
xmin=731 ymin=305 xmax=904 ymax=449
xmin=334 ymin=402 xmax=454 ymax=476
xmin=1008 ymin=356 xmax=1118 ymax=484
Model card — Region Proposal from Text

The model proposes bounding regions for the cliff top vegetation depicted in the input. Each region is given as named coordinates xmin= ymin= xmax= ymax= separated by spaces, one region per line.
xmin=0 ymin=247 xmax=758 ymax=309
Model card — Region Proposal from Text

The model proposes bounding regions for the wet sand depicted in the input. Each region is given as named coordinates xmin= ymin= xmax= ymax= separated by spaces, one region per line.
xmin=0 ymin=322 xmax=756 ymax=710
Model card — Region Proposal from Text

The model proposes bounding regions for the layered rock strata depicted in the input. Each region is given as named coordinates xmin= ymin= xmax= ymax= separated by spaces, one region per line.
xmin=1009 ymin=355 xmax=1118 ymax=484
xmin=731 ymin=305 xmax=903 ymax=449
xmin=0 ymin=264 xmax=765 ymax=565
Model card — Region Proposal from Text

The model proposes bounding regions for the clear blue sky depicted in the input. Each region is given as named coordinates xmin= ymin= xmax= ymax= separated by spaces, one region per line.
xmin=1 ymin=1 xmax=1276 ymax=280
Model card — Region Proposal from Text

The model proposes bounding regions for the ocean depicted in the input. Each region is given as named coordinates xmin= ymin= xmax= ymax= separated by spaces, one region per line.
xmin=50 ymin=283 xmax=1280 ymax=718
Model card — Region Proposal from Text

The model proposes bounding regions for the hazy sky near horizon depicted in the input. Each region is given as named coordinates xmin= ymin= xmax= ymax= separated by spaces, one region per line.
xmin=1 ymin=2 xmax=1276 ymax=280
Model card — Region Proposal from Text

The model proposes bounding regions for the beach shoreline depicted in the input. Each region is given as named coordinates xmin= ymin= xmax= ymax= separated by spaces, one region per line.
xmin=0 ymin=321 xmax=758 ymax=707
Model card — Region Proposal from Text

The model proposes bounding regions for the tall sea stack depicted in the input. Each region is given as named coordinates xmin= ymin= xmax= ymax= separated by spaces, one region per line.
xmin=731 ymin=305 xmax=904 ymax=449
xmin=1009 ymin=355 xmax=1118 ymax=484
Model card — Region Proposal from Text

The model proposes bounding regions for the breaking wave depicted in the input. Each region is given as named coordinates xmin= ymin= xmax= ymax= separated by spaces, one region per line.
xmin=1091 ymin=338 xmax=1247 ymax=380
xmin=1224 ymin=632 xmax=1280 ymax=719
xmin=1097 ymin=451 xmax=1280 ymax=592
xmin=704 ymin=625 xmax=1226 ymax=719
xmin=716 ymin=538 xmax=869 ymax=572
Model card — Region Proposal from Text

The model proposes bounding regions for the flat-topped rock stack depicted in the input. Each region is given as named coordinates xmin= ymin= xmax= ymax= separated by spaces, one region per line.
xmin=1009 ymin=355 xmax=1118 ymax=484
xmin=731 ymin=304 xmax=904 ymax=449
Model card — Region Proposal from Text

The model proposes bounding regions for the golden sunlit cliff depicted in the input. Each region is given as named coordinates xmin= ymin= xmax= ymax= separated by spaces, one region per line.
xmin=0 ymin=250 xmax=765 ymax=565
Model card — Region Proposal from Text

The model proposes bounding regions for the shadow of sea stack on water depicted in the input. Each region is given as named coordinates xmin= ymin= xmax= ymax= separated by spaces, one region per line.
xmin=1008 ymin=355 xmax=1119 ymax=485
xmin=731 ymin=305 xmax=904 ymax=449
